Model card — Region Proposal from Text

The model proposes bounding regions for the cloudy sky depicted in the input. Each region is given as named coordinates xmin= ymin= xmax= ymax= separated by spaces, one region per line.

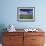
xmin=18 ymin=9 xmax=33 ymax=14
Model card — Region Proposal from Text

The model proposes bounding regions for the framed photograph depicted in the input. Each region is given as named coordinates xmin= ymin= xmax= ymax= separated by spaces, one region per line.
xmin=17 ymin=7 xmax=35 ymax=22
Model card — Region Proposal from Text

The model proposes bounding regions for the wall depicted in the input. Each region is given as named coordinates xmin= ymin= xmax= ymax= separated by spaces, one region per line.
xmin=0 ymin=0 xmax=46 ymax=30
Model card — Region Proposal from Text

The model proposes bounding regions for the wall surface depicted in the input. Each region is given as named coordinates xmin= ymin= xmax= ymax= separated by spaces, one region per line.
xmin=0 ymin=0 xmax=46 ymax=30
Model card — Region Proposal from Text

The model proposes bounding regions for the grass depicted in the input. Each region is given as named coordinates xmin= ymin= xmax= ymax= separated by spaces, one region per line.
xmin=20 ymin=14 xmax=33 ymax=19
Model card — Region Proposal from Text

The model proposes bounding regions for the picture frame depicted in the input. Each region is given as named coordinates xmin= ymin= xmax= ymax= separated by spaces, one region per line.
xmin=17 ymin=7 xmax=35 ymax=22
